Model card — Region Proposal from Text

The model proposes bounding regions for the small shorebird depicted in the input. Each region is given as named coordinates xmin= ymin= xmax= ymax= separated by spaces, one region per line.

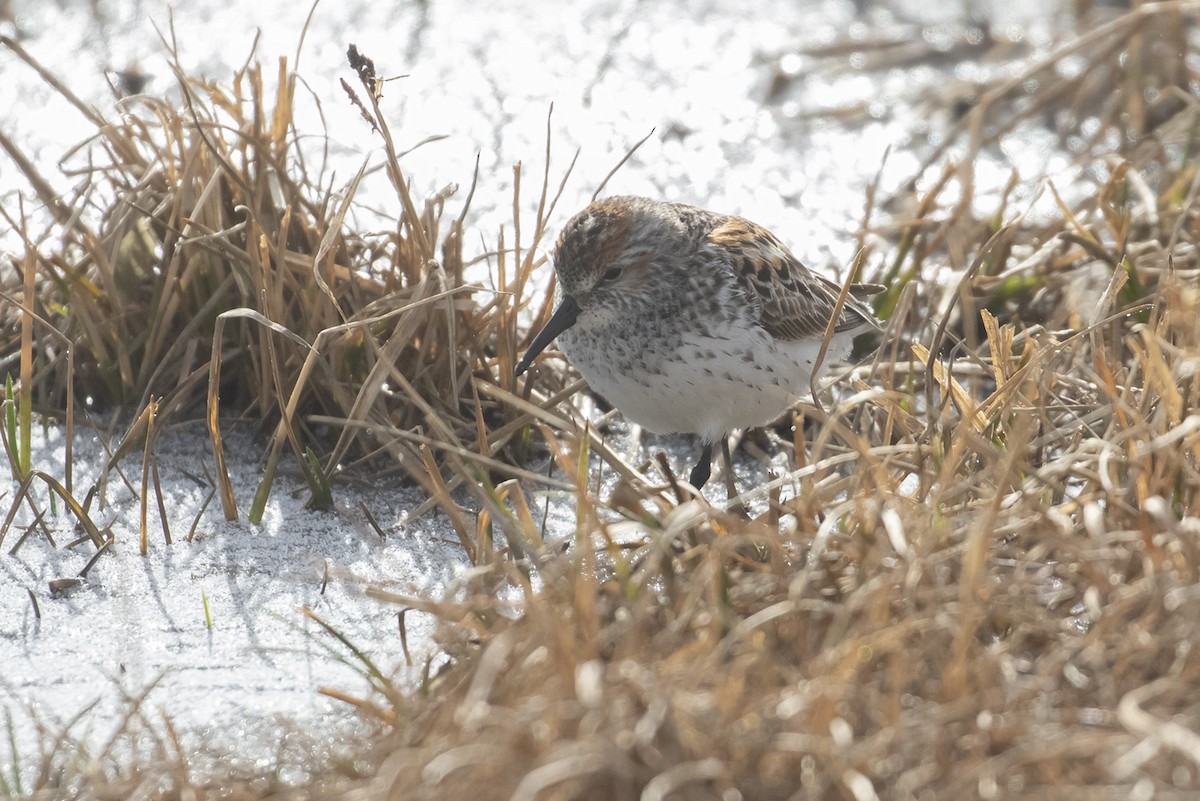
xmin=516 ymin=195 xmax=880 ymax=491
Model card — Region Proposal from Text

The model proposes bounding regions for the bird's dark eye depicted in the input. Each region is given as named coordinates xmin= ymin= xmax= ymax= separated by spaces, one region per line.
xmin=602 ymin=268 xmax=622 ymax=282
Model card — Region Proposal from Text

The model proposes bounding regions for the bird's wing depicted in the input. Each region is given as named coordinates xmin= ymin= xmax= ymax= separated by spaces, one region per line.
xmin=707 ymin=216 xmax=880 ymax=341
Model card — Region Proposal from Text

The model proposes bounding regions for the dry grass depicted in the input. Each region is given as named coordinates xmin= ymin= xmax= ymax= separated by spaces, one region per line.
xmin=4 ymin=3 xmax=1200 ymax=800
xmin=0 ymin=29 xmax=561 ymax=532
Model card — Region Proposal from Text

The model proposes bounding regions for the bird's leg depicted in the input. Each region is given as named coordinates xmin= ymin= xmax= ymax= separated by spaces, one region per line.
xmin=721 ymin=435 xmax=750 ymax=517
xmin=688 ymin=442 xmax=714 ymax=489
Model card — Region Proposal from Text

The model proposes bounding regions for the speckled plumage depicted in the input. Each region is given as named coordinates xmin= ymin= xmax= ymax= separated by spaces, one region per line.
xmin=516 ymin=195 xmax=880 ymax=489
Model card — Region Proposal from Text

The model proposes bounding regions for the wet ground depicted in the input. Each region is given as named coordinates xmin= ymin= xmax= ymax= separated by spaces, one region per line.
xmin=3 ymin=0 xmax=1069 ymax=262
xmin=0 ymin=0 xmax=1082 ymax=786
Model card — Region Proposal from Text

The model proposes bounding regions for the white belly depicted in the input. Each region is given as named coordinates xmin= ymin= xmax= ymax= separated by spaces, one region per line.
xmin=563 ymin=323 xmax=854 ymax=443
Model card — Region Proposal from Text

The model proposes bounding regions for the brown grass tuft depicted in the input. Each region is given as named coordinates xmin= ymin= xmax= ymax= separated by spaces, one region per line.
xmin=0 ymin=35 xmax=571 ymax=533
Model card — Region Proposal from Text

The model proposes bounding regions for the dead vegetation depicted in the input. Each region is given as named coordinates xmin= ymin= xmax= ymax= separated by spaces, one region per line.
xmin=3 ymin=2 xmax=1200 ymax=800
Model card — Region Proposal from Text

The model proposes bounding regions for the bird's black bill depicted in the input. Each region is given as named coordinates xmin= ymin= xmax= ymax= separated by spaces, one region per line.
xmin=514 ymin=294 xmax=580 ymax=376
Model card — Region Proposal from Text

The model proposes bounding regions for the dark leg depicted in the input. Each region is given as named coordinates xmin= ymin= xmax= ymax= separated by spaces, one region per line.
xmin=688 ymin=442 xmax=713 ymax=488
xmin=721 ymin=436 xmax=749 ymax=516
xmin=721 ymin=436 xmax=737 ymax=496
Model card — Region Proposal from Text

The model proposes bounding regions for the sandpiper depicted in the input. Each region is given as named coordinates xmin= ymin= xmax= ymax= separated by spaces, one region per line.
xmin=516 ymin=195 xmax=880 ymax=490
